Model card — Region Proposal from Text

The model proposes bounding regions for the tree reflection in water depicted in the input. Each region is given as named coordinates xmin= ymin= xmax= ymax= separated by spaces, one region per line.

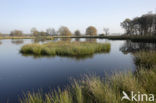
xmin=120 ymin=40 xmax=156 ymax=54
xmin=75 ymin=38 xmax=80 ymax=42
xmin=60 ymin=38 xmax=72 ymax=42
xmin=86 ymin=38 xmax=97 ymax=42
xmin=11 ymin=39 xmax=24 ymax=45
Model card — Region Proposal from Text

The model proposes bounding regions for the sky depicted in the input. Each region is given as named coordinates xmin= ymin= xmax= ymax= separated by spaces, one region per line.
xmin=0 ymin=0 xmax=156 ymax=34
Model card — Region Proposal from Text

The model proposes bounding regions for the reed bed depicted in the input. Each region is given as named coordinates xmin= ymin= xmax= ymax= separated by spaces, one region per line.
xmin=134 ymin=51 xmax=156 ymax=68
xmin=20 ymin=66 xmax=156 ymax=103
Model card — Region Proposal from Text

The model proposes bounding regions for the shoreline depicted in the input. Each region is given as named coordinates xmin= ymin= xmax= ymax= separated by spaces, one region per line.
xmin=0 ymin=35 xmax=156 ymax=41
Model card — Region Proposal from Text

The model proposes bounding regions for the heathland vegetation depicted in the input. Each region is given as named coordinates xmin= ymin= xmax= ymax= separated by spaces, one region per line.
xmin=20 ymin=42 xmax=111 ymax=56
xmin=20 ymin=51 xmax=156 ymax=103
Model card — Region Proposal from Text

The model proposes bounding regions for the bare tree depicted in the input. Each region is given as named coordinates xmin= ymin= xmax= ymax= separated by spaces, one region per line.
xmin=103 ymin=28 xmax=109 ymax=35
xmin=46 ymin=28 xmax=56 ymax=36
xmin=31 ymin=28 xmax=39 ymax=36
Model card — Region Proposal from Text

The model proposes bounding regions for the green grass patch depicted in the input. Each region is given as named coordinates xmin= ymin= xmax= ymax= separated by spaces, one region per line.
xmin=20 ymin=41 xmax=111 ymax=56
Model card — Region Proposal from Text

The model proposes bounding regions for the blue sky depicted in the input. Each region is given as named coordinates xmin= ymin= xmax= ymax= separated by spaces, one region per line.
xmin=0 ymin=0 xmax=156 ymax=34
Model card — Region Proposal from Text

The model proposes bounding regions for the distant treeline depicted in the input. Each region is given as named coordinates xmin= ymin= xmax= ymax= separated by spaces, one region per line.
xmin=121 ymin=13 xmax=156 ymax=36
xmin=0 ymin=26 xmax=110 ymax=37
xmin=1 ymin=13 xmax=156 ymax=37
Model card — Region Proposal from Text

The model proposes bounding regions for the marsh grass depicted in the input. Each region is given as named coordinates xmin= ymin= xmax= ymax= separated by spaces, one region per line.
xmin=20 ymin=41 xmax=111 ymax=56
xmin=20 ymin=92 xmax=43 ymax=103
xmin=20 ymin=51 xmax=156 ymax=103
xmin=134 ymin=51 xmax=156 ymax=68
xmin=20 ymin=66 xmax=156 ymax=103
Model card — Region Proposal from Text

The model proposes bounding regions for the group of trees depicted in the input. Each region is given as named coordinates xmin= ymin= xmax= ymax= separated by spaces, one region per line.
xmin=121 ymin=13 xmax=156 ymax=36
xmin=85 ymin=26 xmax=109 ymax=36
xmin=30 ymin=27 xmax=73 ymax=36
xmin=8 ymin=26 xmax=109 ymax=36
xmin=46 ymin=28 xmax=57 ymax=36
xmin=31 ymin=28 xmax=50 ymax=36
xmin=31 ymin=26 xmax=97 ymax=37
xmin=120 ymin=40 xmax=156 ymax=54
xmin=10 ymin=30 xmax=23 ymax=36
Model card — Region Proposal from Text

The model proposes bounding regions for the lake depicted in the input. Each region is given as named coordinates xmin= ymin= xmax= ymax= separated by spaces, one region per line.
xmin=0 ymin=38 xmax=155 ymax=103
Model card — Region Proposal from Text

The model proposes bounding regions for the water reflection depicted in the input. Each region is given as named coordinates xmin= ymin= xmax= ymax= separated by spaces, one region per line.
xmin=53 ymin=38 xmax=59 ymax=42
xmin=0 ymin=39 xmax=135 ymax=103
xmin=32 ymin=37 xmax=48 ymax=43
xmin=86 ymin=38 xmax=97 ymax=42
xmin=120 ymin=40 xmax=156 ymax=54
xmin=60 ymin=38 xmax=72 ymax=42
xmin=0 ymin=41 xmax=2 ymax=45
xmin=75 ymin=38 xmax=80 ymax=42
xmin=21 ymin=52 xmax=110 ymax=61
xmin=11 ymin=39 xmax=24 ymax=45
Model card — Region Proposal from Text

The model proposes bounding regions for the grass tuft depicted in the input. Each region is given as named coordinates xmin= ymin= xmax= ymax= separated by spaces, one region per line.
xmin=134 ymin=51 xmax=156 ymax=68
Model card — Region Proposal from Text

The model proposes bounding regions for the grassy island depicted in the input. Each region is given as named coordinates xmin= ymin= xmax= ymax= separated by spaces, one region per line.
xmin=20 ymin=41 xmax=111 ymax=56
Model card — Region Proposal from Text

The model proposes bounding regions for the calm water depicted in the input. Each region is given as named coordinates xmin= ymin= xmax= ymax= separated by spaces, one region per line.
xmin=0 ymin=39 xmax=155 ymax=103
